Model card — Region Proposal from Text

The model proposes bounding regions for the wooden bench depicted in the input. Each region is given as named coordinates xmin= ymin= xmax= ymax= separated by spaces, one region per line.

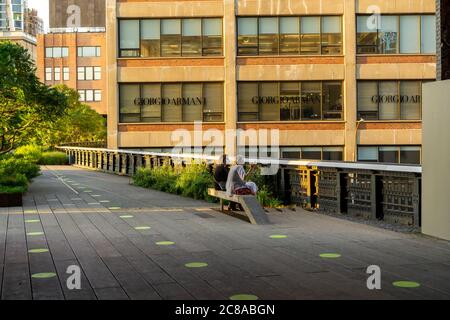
xmin=207 ymin=188 xmax=270 ymax=225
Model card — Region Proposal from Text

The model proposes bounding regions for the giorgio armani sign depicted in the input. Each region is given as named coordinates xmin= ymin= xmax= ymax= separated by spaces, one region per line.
xmin=134 ymin=97 xmax=206 ymax=106
xmin=251 ymin=95 xmax=321 ymax=105
xmin=371 ymin=95 xmax=421 ymax=103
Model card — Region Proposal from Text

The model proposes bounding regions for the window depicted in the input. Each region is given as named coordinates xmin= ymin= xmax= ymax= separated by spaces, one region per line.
xmin=280 ymin=82 xmax=300 ymax=121
xmin=203 ymin=83 xmax=224 ymax=121
xmin=77 ymin=67 xmax=85 ymax=81
xmin=356 ymin=16 xmax=378 ymax=54
xmin=237 ymin=16 xmax=342 ymax=56
xmin=85 ymin=67 xmax=94 ymax=81
xmin=300 ymin=17 xmax=321 ymax=55
xmin=119 ymin=83 xmax=224 ymax=123
xmin=78 ymin=90 xmax=85 ymax=102
xmin=45 ymin=47 xmax=69 ymax=58
xmin=161 ymin=19 xmax=181 ymax=57
xmin=78 ymin=90 xmax=101 ymax=103
xmin=119 ymin=18 xmax=223 ymax=57
xmin=54 ymin=67 xmax=61 ymax=81
xmin=280 ymin=17 xmax=300 ymax=55
xmin=237 ymin=17 xmax=258 ymax=55
xmin=94 ymin=90 xmax=102 ymax=102
xmin=421 ymin=16 xmax=436 ymax=53
xmin=120 ymin=20 xmax=140 ymax=57
xmin=182 ymin=19 xmax=202 ymax=56
xmin=400 ymin=16 xmax=419 ymax=53
xmin=238 ymin=81 xmax=343 ymax=121
xmin=94 ymin=67 xmax=101 ymax=80
xmin=357 ymin=14 xmax=436 ymax=54
xmin=202 ymin=18 xmax=222 ymax=56
xmin=63 ymin=67 xmax=69 ymax=81
xmin=280 ymin=147 xmax=343 ymax=160
xmin=45 ymin=67 xmax=52 ymax=81
xmin=321 ymin=16 xmax=342 ymax=54
xmin=379 ymin=16 xmax=398 ymax=54
xmin=259 ymin=17 xmax=279 ymax=55
xmin=85 ymin=90 xmax=94 ymax=102
xmin=77 ymin=67 xmax=101 ymax=81
xmin=357 ymin=81 xmax=423 ymax=120
xmin=322 ymin=82 xmax=343 ymax=120
xmin=358 ymin=146 xmax=421 ymax=164
xmin=77 ymin=46 xmax=101 ymax=57
xmin=141 ymin=19 xmax=160 ymax=57
xmin=301 ymin=82 xmax=321 ymax=120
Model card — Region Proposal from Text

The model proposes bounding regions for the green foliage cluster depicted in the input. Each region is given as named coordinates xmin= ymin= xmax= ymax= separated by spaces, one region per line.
xmin=0 ymin=42 xmax=106 ymax=153
xmin=0 ymin=155 xmax=40 ymax=194
xmin=39 ymin=152 xmax=69 ymax=165
xmin=14 ymin=145 xmax=68 ymax=165
xmin=246 ymin=166 xmax=283 ymax=208
xmin=133 ymin=163 xmax=215 ymax=201
xmin=0 ymin=42 xmax=68 ymax=154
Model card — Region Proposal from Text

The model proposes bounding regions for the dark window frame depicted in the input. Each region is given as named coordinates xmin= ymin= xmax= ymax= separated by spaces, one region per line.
xmin=118 ymin=18 xmax=223 ymax=58
xmin=357 ymin=80 xmax=425 ymax=121
xmin=237 ymin=80 xmax=344 ymax=122
xmin=119 ymin=82 xmax=224 ymax=124
xmin=237 ymin=15 xmax=343 ymax=57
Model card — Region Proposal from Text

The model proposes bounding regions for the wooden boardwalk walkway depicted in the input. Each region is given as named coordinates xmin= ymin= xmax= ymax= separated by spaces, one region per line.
xmin=1 ymin=165 xmax=450 ymax=300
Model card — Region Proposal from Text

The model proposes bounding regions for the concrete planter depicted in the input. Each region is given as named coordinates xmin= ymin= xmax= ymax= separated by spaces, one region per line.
xmin=0 ymin=192 xmax=23 ymax=207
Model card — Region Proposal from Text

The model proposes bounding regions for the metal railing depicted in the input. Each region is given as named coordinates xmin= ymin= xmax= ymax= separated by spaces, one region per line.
xmin=58 ymin=146 xmax=422 ymax=227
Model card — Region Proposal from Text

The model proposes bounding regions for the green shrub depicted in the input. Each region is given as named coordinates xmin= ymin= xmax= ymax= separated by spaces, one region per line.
xmin=14 ymin=145 xmax=43 ymax=162
xmin=133 ymin=165 xmax=179 ymax=194
xmin=176 ymin=164 xmax=214 ymax=200
xmin=0 ymin=158 xmax=40 ymax=180
xmin=0 ymin=173 xmax=28 ymax=194
xmin=257 ymin=185 xmax=282 ymax=208
xmin=0 ymin=185 xmax=27 ymax=194
xmin=39 ymin=152 xmax=68 ymax=165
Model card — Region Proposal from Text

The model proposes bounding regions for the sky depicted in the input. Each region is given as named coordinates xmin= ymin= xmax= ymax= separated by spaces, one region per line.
xmin=28 ymin=0 xmax=50 ymax=31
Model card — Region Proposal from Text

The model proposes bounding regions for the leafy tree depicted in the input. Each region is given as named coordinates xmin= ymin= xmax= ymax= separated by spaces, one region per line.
xmin=0 ymin=42 xmax=68 ymax=154
xmin=32 ymin=85 xmax=106 ymax=147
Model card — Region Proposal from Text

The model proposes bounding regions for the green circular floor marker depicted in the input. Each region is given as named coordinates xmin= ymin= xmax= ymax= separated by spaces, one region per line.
xmin=25 ymin=219 xmax=40 ymax=223
xmin=120 ymin=215 xmax=134 ymax=219
xmin=393 ymin=281 xmax=421 ymax=288
xmin=156 ymin=241 xmax=175 ymax=246
xmin=185 ymin=262 xmax=208 ymax=268
xmin=31 ymin=272 xmax=57 ymax=279
xmin=135 ymin=226 xmax=151 ymax=230
xmin=109 ymin=207 xmax=121 ymax=210
xmin=319 ymin=253 xmax=341 ymax=259
xmin=230 ymin=294 xmax=259 ymax=301
xmin=27 ymin=232 xmax=44 ymax=236
xmin=28 ymin=248 xmax=49 ymax=254
xmin=270 ymin=235 xmax=288 ymax=239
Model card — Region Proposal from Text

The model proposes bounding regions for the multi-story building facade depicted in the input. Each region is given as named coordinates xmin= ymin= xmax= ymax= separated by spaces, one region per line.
xmin=106 ymin=0 xmax=437 ymax=164
xmin=36 ymin=32 xmax=107 ymax=115
xmin=0 ymin=0 xmax=39 ymax=60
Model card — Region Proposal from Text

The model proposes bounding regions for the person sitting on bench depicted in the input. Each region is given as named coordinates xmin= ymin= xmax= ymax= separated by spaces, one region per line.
xmin=226 ymin=156 xmax=258 ymax=197
xmin=213 ymin=154 xmax=229 ymax=191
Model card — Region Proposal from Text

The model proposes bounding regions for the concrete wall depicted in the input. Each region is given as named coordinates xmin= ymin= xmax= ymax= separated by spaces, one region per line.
xmin=422 ymin=79 xmax=450 ymax=241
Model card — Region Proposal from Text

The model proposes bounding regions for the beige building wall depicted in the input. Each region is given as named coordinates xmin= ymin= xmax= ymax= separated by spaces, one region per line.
xmin=109 ymin=0 xmax=436 ymax=161
xmin=422 ymin=80 xmax=450 ymax=241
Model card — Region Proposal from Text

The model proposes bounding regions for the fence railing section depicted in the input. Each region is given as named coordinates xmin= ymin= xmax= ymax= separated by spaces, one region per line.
xmin=59 ymin=146 xmax=422 ymax=227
